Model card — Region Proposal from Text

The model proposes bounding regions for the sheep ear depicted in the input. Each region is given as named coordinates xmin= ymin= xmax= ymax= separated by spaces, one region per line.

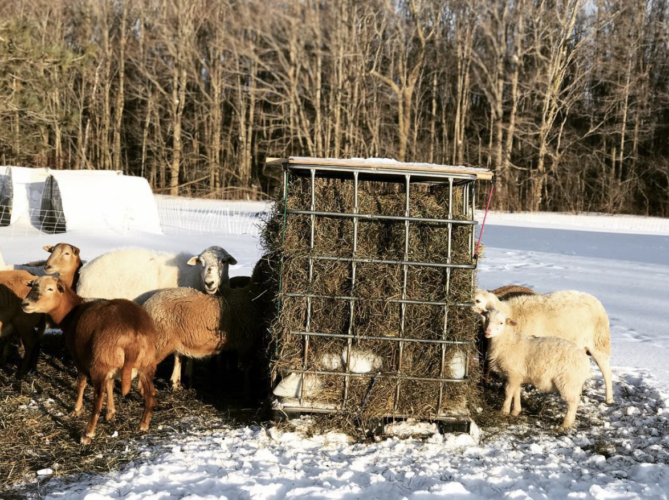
xmin=226 ymin=255 xmax=238 ymax=265
xmin=56 ymin=281 xmax=64 ymax=293
xmin=506 ymin=318 xmax=517 ymax=326
xmin=71 ymin=245 xmax=80 ymax=256
xmin=187 ymin=256 xmax=200 ymax=266
xmin=43 ymin=245 xmax=54 ymax=253
xmin=25 ymin=280 xmax=35 ymax=287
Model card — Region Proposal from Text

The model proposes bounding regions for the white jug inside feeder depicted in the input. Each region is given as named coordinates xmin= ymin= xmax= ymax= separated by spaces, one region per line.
xmin=449 ymin=350 xmax=467 ymax=379
xmin=273 ymin=373 xmax=322 ymax=398
xmin=341 ymin=346 xmax=382 ymax=374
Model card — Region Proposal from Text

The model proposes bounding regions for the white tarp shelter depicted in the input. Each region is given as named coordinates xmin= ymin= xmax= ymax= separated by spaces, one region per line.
xmin=41 ymin=172 xmax=163 ymax=234
xmin=0 ymin=166 xmax=51 ymax=227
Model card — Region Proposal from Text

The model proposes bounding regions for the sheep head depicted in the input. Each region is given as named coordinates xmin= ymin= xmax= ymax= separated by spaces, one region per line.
xmin=43 ymin=243 xmax=81 ymax=275
xmin=22 ymin=276 xmax=65 ymax=314
xmin=187 ymin=246 xmax=238 ymax=294
xmin=483 ymin=309 xmax=517 ymax=338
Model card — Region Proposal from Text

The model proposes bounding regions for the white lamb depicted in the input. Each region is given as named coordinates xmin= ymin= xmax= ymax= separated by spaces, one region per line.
xmin=482 ymin=290 xmax=613 ymax=404
xmin=485 ymin=309 xmax=591 ymax=428
xmin=76 ymin=246 xmax=237 ymax=303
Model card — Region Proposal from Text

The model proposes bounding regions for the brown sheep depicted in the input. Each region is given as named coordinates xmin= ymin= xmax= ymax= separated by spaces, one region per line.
xmin=22 ymin=276 xmax=158 ymax=444
xmin=0 ymin=270 xmax=45 ymax=374
xmin=0 ymin=243 xmax=84 ymax=374
xmin=43 ymin=243 xmax=84 ymax=288
xmin=144 ymin=254 xmax=274 ymax=394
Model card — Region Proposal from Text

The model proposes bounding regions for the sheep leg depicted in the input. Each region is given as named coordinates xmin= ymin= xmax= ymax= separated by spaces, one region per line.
xmin=590 ymin=349 xmax=614 ymax=404
xmin=561 ymin=395 xmax=580 ymax=428
xmin=501 ymin=381 xmax=517 ymax=415
xmin=71 ymin=372 xmax=88 ymax=417
xmin=184 ymin=358 xmax=194 ymax=386
xmin=82 ymin=380 xmax=106 ymax=444
xmin=138 ymin=370 xmax=156 ymax=432
xmin=482 ymin=338 xmax=491 ymax=386
xmin=511 ymin=385 xmax=522 ymax=416
xmin=170 ymin=353 xmax=182 ymax=391
xmin=27 ymin=317 xmax=47 ymax=372
xmin=105 ymin=378 xmax=116 ymax=421
xmin=0 ymin=336 xmax=14 ymax=367
xmin=17 ymin=329 xmax=37 ymax=376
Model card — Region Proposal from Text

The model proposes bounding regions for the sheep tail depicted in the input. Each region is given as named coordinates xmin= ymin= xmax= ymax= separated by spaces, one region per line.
xmin=121 ymin=350 xmax=137 ymax=396
xmin=594 ymin=310 xmax=612 ymax=356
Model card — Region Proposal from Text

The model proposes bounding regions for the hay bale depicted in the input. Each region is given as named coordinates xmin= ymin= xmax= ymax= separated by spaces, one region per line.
xmin=262 ymin=170 xmax=480 ymax=429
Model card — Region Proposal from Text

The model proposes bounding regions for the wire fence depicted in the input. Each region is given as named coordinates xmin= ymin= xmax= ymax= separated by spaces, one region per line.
xmin=0 ymin=198 xmax=268 ymax=240
xmin=0 ymin=205 xmax=68 ymax=238
xmin=155 ymin=197 xmax=265 ymax=237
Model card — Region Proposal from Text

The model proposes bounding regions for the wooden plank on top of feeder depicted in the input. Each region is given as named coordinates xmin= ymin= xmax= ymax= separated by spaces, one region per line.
xmin=280 ymin=156 xmax=493 ymax=181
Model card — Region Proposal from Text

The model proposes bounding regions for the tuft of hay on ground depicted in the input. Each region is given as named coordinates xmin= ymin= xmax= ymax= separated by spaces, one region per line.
xmin=0 ymin=334 xmax=267 ymax=495
xmin=262 ymin=171 xmax=481 ymax=432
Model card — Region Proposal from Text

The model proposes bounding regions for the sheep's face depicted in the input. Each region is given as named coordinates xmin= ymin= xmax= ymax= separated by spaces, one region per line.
xmin=473 ymin=289 xmax=493 ymax=314
xmin=22 ymin=276 xmax=64 ymax=314
xmin=484 ymin=310 xmax=517 ymax=338
xmin=187 ymin=246 xmax=238 ymax=294
xmin=44 ymin=243 xmax=81 ymax=275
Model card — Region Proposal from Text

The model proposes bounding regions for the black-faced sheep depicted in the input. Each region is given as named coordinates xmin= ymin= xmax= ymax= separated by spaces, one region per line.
xmin=22 ymin=276 xmax=158 ymax=444
xmin=485 ymin=309 xmax=591 ymax=428
xmin=483 ymin=290 xmax=613 ymax=404
xmin=75 ymin=246 xmax=237 ymax=303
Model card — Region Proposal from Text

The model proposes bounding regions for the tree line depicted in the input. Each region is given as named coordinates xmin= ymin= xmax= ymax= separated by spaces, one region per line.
xmin=1 ymin=0 xmax=668 ymax=215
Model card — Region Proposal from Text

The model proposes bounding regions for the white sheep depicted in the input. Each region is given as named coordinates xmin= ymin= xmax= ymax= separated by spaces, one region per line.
xmin=485 ymin=309 xmax=591 ymax=428
xmin=482 ymin=290 xmax=613 ymax=404
xmin=473 ymin=286 xmax=534 ymax=315
xmin=76 ymin=246 xmax=237 ymax=303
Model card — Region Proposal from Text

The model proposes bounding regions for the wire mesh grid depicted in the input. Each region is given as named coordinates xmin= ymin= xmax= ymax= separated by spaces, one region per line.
xmin=156 ymin=198 xmax=262 ymax=236
xmin=0 ymin=205 xmax=68 ymax=236
xmin=274 ymin=163 xmax=480 ymax=421
xmin=0 ymin=199 xmax=265 ymax=239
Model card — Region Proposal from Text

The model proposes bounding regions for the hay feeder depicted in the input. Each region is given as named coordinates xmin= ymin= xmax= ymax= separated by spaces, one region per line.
xmin=266 ymin=157 xmax=493 ymax=432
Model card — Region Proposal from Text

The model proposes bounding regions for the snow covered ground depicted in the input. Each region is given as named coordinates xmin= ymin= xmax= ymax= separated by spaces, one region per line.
xmin=2 ymin=202 xmax=669 ymax=499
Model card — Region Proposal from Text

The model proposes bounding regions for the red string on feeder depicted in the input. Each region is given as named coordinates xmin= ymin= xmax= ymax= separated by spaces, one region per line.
xmin=475 ymin=181 xmax=495 ymax=258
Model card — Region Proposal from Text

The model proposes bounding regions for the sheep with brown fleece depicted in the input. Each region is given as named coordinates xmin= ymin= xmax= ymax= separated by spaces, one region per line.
xmin=22 ymin=276 xmax=158 ymax=444
xmin=484 ymin=309 xmax=591 ymax=428
xmin=0 ymin=270 xmax=45 ymax=374
xmin=144 ymin=253 xmax=271 ymax=392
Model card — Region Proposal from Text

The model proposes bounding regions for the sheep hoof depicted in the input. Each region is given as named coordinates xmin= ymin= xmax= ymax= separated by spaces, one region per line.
xmin=138 ymin=422 xmax=150 ymax=432
xmin=499 ymin=409 xmax=510 ymax=416
xmin=70 ymin=409 xmax=84 ymax=418
xmin=511 ymin=409 xmax=521 ymax=417
xmin=80 ymin=434 xmax=93 ymax=445
xmin=170 ymin=384 xmax=182 ymax=392
xmin=606 ymin=398 xmax=614 ymax=405
xmin=105 ymin=410 xmax=116 ymax=421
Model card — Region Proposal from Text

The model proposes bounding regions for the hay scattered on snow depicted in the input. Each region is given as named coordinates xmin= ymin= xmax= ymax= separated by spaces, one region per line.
xmin=0 ymin=335 xmax=264 ymax=494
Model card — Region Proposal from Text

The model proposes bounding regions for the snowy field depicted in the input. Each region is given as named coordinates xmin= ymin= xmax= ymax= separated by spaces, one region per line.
xmin=2 ymin=200 xmax=669 ymax=499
